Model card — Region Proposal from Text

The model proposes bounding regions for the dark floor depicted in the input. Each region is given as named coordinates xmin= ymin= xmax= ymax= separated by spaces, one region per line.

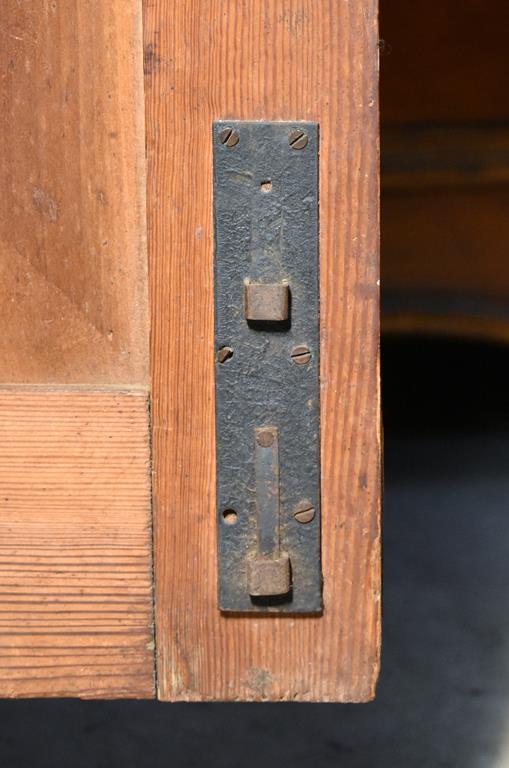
xmin=2 ymin=337 xmax=509 ymax=768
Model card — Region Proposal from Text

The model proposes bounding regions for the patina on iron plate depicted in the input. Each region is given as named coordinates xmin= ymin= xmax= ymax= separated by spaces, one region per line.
xmin=213 ymin=120 xmax=321 ymax=613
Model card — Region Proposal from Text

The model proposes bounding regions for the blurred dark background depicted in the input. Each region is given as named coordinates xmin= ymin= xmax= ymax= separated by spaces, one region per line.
xmin=3 ymin=1 xmax=509 ymax=766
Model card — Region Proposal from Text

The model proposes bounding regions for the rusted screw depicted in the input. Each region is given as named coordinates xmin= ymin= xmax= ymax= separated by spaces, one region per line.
xmin=217 ymin=346 xmax=233 ymax=363
xmin=288 ymin=128 xmax=308 ymax=150
xmin=293 ymin=500 xmax=315 ymax=524
xmin=219 ymin=127 xmax=239 ymax=147
xmin=291 ymin=344 xmax=311 ymax=365
xmin=256 ymin=428 xmax=275 ymax=447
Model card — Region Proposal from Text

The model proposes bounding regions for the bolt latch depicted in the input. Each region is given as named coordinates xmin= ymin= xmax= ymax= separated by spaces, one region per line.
xmin=214 ymin=120 xmax=321 ymax=613
xmin=247 ymin=427 xmax=291 ymax=598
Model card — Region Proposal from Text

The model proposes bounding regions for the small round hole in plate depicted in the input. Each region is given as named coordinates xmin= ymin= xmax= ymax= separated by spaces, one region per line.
xmin=222 ymin=508 xmax=238 ymax=525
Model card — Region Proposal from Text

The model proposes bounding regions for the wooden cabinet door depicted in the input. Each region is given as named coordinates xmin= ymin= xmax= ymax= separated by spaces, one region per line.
xmin=0 ymin=1 xmax=153 ymax=698
xmin=1 ymin=0 xmax=380 ymax=702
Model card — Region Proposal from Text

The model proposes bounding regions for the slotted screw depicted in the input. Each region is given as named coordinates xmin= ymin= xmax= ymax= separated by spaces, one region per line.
xmin=293 ymin=500 xmax=316 ymax=524
xmin=219 ymin=127 xmax=239 ymax=147
xmin=291 ymin=345 xmax=312 ymax=365
xmin=288 ymin=128 xmax=308 ymax=150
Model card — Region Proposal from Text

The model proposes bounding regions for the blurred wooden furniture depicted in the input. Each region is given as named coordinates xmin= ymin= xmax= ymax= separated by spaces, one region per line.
xmin=381 ymin=0 xmax=509 ymax=342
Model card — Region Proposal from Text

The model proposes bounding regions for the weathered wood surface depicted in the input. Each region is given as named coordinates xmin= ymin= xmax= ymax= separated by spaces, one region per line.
xmin=0 ymin=390 xmax=154 ymax=699
xmin=144 ymin=0 xmax=381 ymax=701
xmin=0 ymin=0 xmax=148 ymax=386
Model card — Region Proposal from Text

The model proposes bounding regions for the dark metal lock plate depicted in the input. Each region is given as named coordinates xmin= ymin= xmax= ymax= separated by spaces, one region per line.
xmin=213 ymin=120 xmax=321 ymax=613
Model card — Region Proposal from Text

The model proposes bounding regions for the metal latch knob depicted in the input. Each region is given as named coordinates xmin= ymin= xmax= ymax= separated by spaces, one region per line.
xmin=244 ymin=282 xmax=290 ymax=323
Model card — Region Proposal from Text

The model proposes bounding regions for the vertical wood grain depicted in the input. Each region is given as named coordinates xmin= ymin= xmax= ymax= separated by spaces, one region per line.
xmin=0 ymin=390 xmax=154 ymax=698
xmin=145 ymin=0 xmax=381 ymax=700
xmin=1 ymin=1 xmax=155 ymax=698
xmin=0 ymin=0 xmax=148 ymax=385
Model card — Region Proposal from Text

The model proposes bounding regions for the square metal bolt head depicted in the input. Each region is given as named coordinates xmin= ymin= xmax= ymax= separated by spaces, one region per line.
xmin=244 ymin=282 xmax=289 ymax=322
xmin=247 ymin=553 xmax=291 ymax=597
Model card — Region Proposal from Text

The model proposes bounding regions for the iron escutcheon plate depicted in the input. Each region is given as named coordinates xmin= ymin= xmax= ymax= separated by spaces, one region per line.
xmin=213 ymin=120 xmax=321 ymax=613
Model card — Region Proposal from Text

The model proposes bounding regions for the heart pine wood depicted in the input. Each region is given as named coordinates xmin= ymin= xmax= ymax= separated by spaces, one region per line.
xmin=0 ymin=390 xmax=154 ymax=698
xmin=0 ymin=0 xmax=148 ymax=386
xmin=1 ymin=0 xmax=154 ymax=699
xmin=144 ymin=0 xmax=381 ymax=701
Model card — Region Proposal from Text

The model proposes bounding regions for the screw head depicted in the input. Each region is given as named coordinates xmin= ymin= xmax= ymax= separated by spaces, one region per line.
xmin=288 ymin=128 xmax=308 ymax=150
xmin=291 ymin=345 xmax=312 ymax=365
xmin=256 ymin=428 xmax=275 ymax=447
xmin=217 ymin=346 xmax=233 ymax=364
xmin=293 ymin=500 xmax=316 ymax=524
xmin=219 ymin=127 xmax=239 ymax=147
